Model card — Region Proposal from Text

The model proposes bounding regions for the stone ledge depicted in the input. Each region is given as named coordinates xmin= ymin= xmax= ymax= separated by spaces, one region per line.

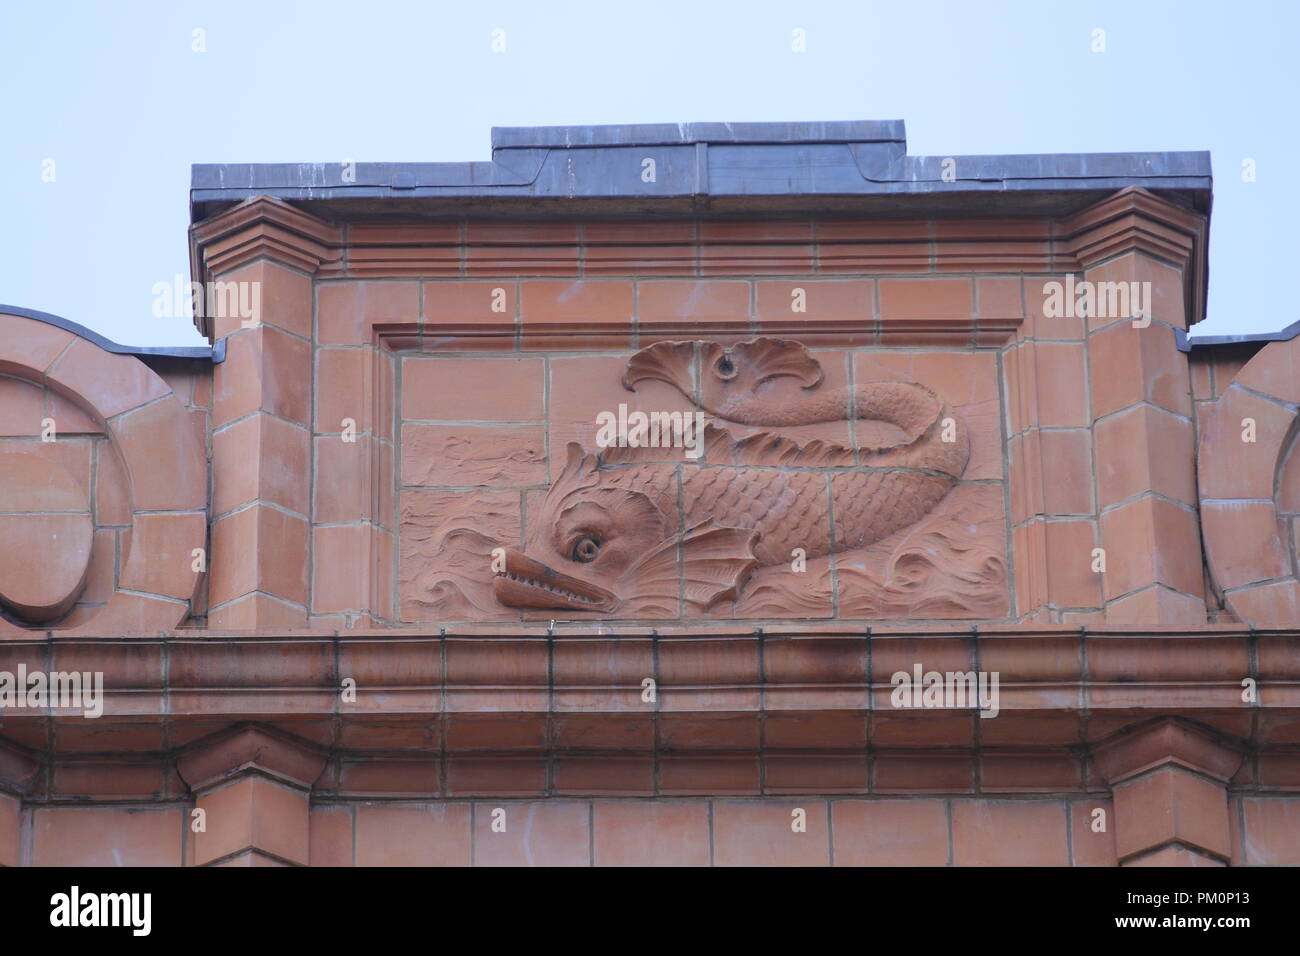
xmin=0 ymin=628 xmax=1295 ymax=738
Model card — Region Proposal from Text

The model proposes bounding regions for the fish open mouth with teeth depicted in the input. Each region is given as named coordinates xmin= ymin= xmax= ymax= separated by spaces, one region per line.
xmin=491 ymin=337 xmax=969 ymax=617
xmin=492 ymin=549 xmax=618 ymax=613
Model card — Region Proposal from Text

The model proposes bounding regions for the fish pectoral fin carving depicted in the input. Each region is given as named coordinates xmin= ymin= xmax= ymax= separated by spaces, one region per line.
xmin=623 ymin=520 xmax=759 ymax=611
xmin=678 ymin=521 xmax=762 ymax=609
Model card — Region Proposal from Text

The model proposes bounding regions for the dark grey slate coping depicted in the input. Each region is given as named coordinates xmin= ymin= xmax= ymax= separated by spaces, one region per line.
xmin=489 ymin=120 xmax=906 ymax=148
xmin=0 ymin=305 xmax=219 ymax=362
xmin=190 ymin=119 xmax=1212 ymax=223
xmin=1178 ymin=318 xmax=1300 ymax=352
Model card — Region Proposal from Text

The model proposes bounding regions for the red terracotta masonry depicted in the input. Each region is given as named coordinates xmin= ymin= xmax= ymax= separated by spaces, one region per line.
xmin=1 ymin=121 xmax=1297 ymax=866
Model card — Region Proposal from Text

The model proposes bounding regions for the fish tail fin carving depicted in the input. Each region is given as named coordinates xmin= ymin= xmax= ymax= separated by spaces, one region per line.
xmin=854 ymin=382 xmax=970 ymax=479
xmin=622 ymin=341 xmax=696 ymax=395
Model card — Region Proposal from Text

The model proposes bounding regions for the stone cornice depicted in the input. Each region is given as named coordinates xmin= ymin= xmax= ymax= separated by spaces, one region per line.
xmin=176 ymin=724 xmax=328 ymax=793
xmin=0 ymin=738 xmax=41 ymax=796
xmin=186 ymin=187 xmax=1210 ymax=342
xmin=188 ymin=196 xmax=343 ymax=336
xmin=1059 ymin=186 xmax=1208 ymax=326
xmin=319 ymin=216 xmax=1086 ymax=282
xmin=4 ymin=629 xmax=1294 ymax=799
xmin=0 ymin=626 xmax=1292 ymax=728
xmin=1091 ymin=717 xmax=1247 ymax=785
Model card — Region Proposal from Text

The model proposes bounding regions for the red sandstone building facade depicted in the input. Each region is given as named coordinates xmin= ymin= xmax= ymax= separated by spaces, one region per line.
xmin=0 ymin=121 xmax=1297 ymax=867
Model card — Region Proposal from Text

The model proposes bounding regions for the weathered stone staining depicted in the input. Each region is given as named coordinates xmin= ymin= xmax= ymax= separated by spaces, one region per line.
xmin=0 ymin=121 xmax=1297 ymax=868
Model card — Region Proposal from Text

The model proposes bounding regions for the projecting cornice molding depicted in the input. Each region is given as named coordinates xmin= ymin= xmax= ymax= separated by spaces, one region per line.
xmin=0 ymin=739 xmax=41 ymax=797
xmin=1 ymin=629 xmax=1293 ymax=800
xmin=188 ymin=190 xmax=1210 ymax=343
xmin=0 ymin=625 xmax=1293 ymax=726
xmin=1091 ymin=717 xmax=1247 ymax=786
xmin=176 ymin=724 xmax=328 ymax=794
xmin=1059 ymin=187 xmax=1208 ymax=327
xmin=189 ymin=196 xmax=342 ymax=334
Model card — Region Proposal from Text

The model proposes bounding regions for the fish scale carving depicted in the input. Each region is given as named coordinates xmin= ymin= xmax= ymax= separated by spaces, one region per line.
xmin=684 ymin=467 xmax=830 ymax=565
xmin=831 ymin=471 xmax=954 ymax=551
xmin=601 ymin=465 xmax=678 ymax=518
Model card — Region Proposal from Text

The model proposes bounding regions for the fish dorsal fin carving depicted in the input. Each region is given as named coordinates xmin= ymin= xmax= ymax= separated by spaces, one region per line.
xmin=703 ymin=423 xmax=856 ymax=466
xmin=559 ymin=441 xmax=599 ymax=486
xmin=622 ymin=519 xmax=759 ymax=612
xmin=599 ymin=431 xmax=697 ymax=465
xmin=597 ymin=422 xmax=856 ymax=467
xmin=526 ymin=442 xmax=602 ymax=547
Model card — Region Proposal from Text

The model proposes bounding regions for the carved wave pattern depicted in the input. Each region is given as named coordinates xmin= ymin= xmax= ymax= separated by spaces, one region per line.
xmin=835 ymin=484 xmax=1009 ymax=619
xmin=400 ymin=494 xmax=522 ymax=622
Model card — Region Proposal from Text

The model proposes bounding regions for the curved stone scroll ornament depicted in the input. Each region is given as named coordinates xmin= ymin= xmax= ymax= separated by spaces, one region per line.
xmin=491 ymin=337 xmax=977 ymax=617
xmin=0 ymin=453 xmax=93 ymax=621
xmin=0 ymin=311 xmax=206 ymax=633
xmin=1198 ymin=336 xmax=1300 ymax=625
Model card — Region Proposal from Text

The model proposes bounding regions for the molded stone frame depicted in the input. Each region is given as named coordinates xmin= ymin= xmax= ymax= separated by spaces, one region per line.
xmin=1198 ymin=335 xmax=1300 ymax=624
xmin=191 ymin=195 xmax=1038 ymax=627
xmin=0 ymin=312 xmax=206 ymax=635
xmin=390 ymin=327 xmax=1012 ymax=625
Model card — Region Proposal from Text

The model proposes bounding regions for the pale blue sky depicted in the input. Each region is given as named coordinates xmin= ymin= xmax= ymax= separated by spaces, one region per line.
xmin=1 ymin=0 xmax=1294 ymax=346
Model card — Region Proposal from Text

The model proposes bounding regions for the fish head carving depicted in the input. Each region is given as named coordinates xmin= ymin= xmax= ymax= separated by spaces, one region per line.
xmin=493 ymin=443 xmax=669 ymax=613
xmin=492 ymin=443 xmax=759 ymax=615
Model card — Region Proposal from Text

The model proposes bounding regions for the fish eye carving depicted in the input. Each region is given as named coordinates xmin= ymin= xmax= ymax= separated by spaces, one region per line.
xmin=572 ymin=536 xmax=602 ymax=563
xmin=714 ymin=353 xmax=737 ymax=379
